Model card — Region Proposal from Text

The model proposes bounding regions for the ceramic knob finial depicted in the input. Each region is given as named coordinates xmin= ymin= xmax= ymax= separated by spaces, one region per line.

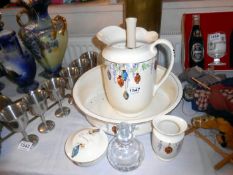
xmin=126 ymin=17 xmax=137 ymax=49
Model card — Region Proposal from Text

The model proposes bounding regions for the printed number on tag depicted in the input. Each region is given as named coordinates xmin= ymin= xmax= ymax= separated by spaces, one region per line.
xmin=18 ymin=141 xmax=33 ymax=151
xmin=209 ymin=33 xmax=221 ymax=41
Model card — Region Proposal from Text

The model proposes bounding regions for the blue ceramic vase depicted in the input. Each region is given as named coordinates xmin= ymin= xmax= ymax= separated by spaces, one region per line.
xmin=0 ymin=19 xmax=38 ymax=93
xmin=16 ymin=0 xmax=68 ymax=78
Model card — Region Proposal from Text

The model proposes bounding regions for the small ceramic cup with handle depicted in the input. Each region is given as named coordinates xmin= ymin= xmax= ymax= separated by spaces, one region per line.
xmin=151 ymin=115 xmax=187 ymax=161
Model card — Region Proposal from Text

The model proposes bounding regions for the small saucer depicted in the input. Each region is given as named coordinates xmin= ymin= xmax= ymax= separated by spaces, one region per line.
xmin=73 ymin=65 xmax=183 ymax=135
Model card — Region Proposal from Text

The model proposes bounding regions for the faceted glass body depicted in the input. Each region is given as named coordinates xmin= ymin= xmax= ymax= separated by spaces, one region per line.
xmin=107 ymin=123 xmax=144 ymax=172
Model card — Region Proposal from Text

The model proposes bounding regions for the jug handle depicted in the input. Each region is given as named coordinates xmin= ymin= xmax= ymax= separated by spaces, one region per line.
xmin=16 ymin=8 xmax=30 ymax=27
xmin=51 ymin=15 xmax=67 ymax=40
xmin=150 ymin=39 xmax=175 ymax=96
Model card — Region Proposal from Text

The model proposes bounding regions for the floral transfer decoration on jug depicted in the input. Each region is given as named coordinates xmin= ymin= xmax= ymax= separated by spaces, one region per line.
xmin=134 ymin=73 xmax=141 ymax=84
xmin=106 ymin=61 xmax=153 ymax=100
xmin=41 ymin=38 xmax=59 ymax=53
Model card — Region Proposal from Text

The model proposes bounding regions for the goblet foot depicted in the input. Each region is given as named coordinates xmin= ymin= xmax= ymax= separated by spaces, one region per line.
xmin=38 ymin=120 xmax=55 ymax=133
xmin=17 ymin=81 xmax=39 ymax=94
xmin=208 ymin=61 xmax=226 ymax=66
xmin=21 ymin=134 xmax=39 ymax=148
xmin=55 ymin=106 xmax=70 ymax=118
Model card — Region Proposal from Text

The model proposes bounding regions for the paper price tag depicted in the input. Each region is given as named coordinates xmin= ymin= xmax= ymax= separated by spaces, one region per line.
xmin=18 ymin=141 xmax=33 ymax=151
xmin=209 ymin=33 xmax=221 ymax=42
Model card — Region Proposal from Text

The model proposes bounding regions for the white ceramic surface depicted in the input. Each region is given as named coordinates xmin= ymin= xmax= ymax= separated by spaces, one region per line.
xmin=73 ymin=65 xmax=182 ymax=135
xmin=65 ymin=128 xmax=108 ymax=166
xmin=126 ymin=18 xmax=137 ymax=48
xmin=152 ymin=115 xmax=187 ymax=161
xmin=96 ymin=26 xmax=158 ymax=46
xmin=102 ymin=39 xmax=175 ymax=114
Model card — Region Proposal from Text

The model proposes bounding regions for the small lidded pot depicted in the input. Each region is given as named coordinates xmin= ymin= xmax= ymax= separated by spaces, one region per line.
xmin=65 ymin=128 xmax=108 ymax=166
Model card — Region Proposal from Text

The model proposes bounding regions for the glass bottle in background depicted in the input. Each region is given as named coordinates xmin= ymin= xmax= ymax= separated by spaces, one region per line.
xmin=107 ymin=122 xmax=144 ymax=172
xmin=124 ymin=0 xmax=162 ymax=34
xmin=189 ymin=14 xmax=204 ymax=68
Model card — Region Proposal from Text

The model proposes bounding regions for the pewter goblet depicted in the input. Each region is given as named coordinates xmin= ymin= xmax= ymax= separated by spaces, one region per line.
xmin=70 ymin=51 xmax=98 ymax=74
xmin=207 ymin=32 xmax=226 ymax=66
xmin=59 ymin=67 xmax=80 ymax=90
xmin=0 ymin=94 xmax=13 ymax=131
xmin=42 ymin=77 xmax=70 ymax=118
xmin=23 ymin=89 xmax=55 ymax=133
xmin=0 ymin=102 xmax=39 ymax=147
xmin=59 ymin=67 xmax=80 ymax=104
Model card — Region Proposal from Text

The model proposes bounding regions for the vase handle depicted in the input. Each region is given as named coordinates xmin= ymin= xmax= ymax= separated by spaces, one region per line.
xmin=16 ymin=8 xmax=30 ymax=27
xmin=51 ymin=15 xmax=67 ymax=39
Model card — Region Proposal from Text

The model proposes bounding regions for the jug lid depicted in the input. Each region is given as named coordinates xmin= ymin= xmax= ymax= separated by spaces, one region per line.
xmin=102 ymin=42 xmax=157 ymax=64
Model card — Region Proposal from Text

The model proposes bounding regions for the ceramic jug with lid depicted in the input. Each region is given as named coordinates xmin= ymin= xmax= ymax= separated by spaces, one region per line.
xmin=16 ymin=0 xmax=68 ymax=78
xmin=97 ymin=18 xmax=175 ymax=115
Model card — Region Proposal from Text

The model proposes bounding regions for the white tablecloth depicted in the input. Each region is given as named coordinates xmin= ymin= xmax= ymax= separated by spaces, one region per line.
xmin=0 ymin=74 xmax=232 ymax=175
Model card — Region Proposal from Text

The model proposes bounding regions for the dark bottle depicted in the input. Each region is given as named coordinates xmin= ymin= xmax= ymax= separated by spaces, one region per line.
xmin=230 ymin=29 xmax=233 ymax=68
xmin=189 ymin=14 xmax=204 ymax=68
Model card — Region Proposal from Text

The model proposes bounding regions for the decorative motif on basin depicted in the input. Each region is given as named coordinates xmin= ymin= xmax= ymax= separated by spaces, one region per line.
xmin=106 ymin=60 xmax=153 ymax=100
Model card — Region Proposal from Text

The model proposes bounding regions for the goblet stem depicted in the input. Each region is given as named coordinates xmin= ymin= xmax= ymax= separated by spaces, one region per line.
xmin=40 ymin=114 xmax=48 ymax=128
xmin=58 ymin=99 xmax=64 ymax=114
xmin=68 ymin=93 xmax=74 ymax=105
xmin=55 ymin=98 xmax=70 ymax=118
xmin=21 ymin=130 xmax=29 ymax=142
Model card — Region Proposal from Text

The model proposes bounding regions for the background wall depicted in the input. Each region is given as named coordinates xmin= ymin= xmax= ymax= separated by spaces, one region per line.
xmin=1 ymin=0 xmax=233 ymax=74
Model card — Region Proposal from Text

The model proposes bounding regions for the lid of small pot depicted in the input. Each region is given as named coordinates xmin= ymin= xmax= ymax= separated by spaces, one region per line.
xmin=102 ymin=42 xmax=157 ymax=64
xmin=65 ymin=127 xmax=108 ymax=166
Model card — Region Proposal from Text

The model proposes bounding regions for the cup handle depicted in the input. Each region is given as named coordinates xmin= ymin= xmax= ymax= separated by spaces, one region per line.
xmin=150 ymin=39 xmax=175 ymax=96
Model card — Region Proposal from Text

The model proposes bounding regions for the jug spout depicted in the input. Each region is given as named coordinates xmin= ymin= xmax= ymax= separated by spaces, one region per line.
xmin=96 ymin=26 xmax=126 ymax=46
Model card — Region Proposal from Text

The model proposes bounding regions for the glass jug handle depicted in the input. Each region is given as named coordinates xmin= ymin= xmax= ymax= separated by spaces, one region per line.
xmin=150 ymin=39 xmax=175 ymax=96
xmin=16 ymin=9 xmax=30 ymax=27
xmin=51 ymin=15 xmax=67 ymax=40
